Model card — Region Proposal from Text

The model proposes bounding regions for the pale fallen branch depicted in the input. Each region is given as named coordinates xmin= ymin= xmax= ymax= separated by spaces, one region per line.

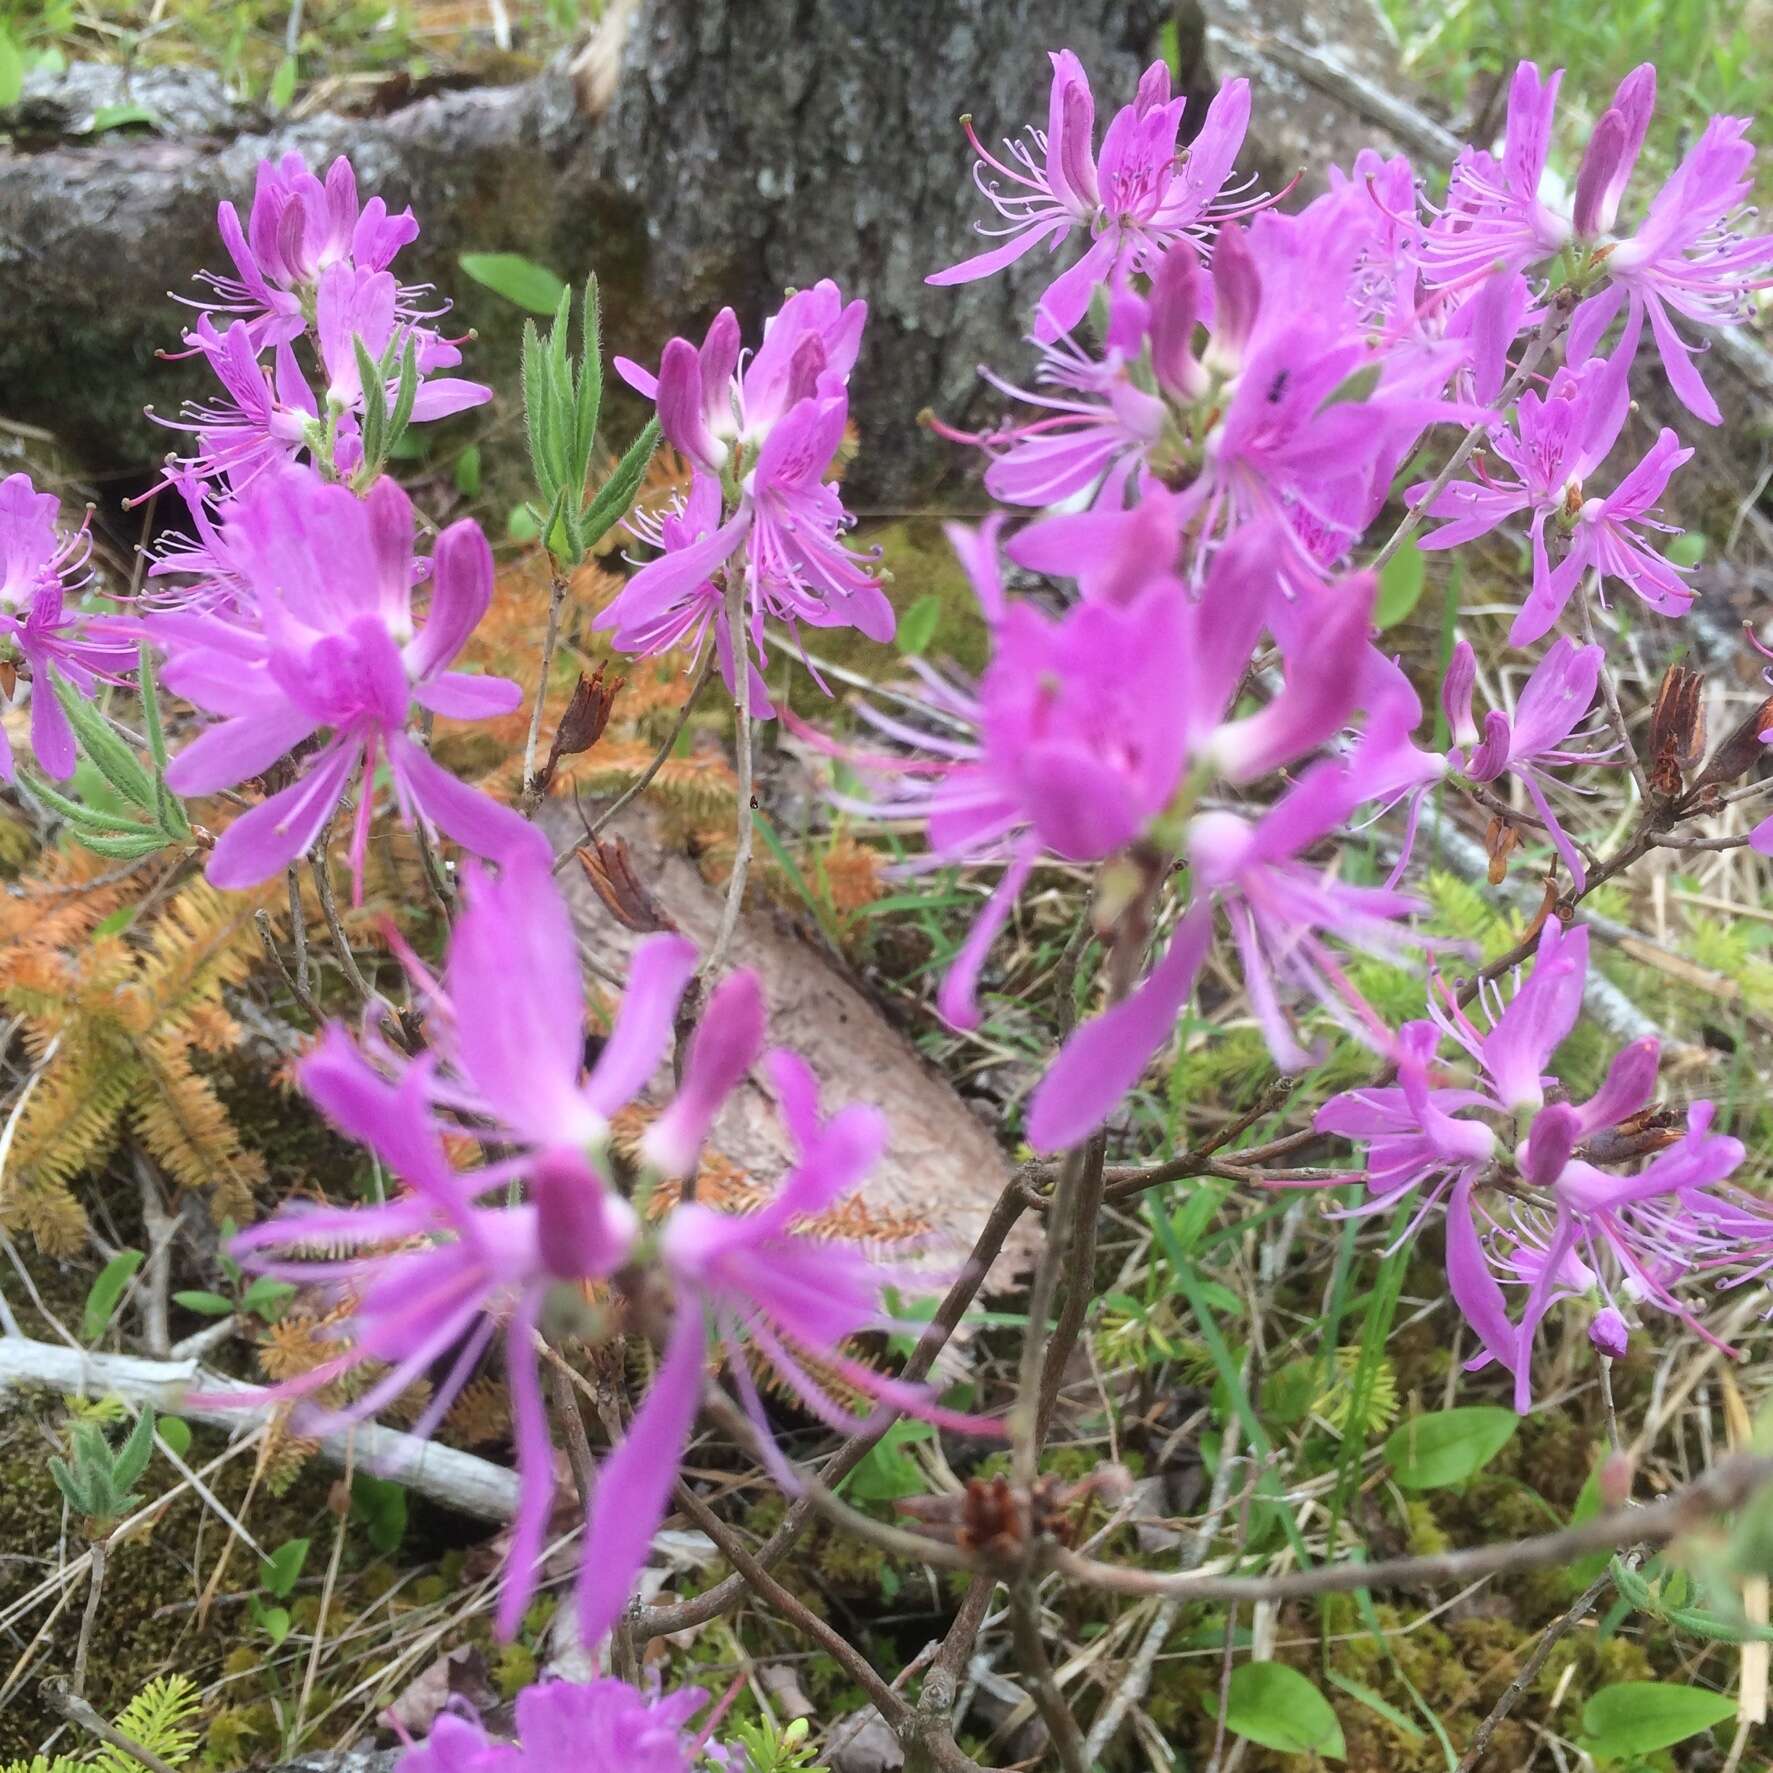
xmin=0 ymin=1336 xmax=519 ymax=1523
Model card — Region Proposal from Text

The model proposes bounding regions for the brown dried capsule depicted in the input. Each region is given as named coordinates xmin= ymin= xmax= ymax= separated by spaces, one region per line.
xmin=577 ymin=835 xmax=676 ymax=934
xmin=536 ymin=662 xmax=624 ymax=793
xmin=1646 ymin=663 xmax=1705 ymax=800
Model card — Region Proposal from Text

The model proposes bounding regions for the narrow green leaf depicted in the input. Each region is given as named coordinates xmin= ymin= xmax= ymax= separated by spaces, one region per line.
xmin=384 ymin=337 xmax=419 ymax=456
xmin=112 ymin=1406 xmax=157 ymax=1493
xmin=82 ymin=1249 xmax=145 ymax=1342
xmin=454 ymin=444 xmax=483 ymax=497
xmin=458 ymin=251 xmax=567 ymax=315
xmin=68 ymin=830 xmax=172 ymax=860
xmin=520 ymin=320 xmax=555 ymax=501
xmin=172 ymin=1289 xmax=235 ymax=1318
xmin=1384 ymin=1406 xmax=1518 ymax=1490
xmin=157 ymin=1417 xmax=192 ymax=1460
xmin=268 ymin=52 xmax=297 ymax=111
xmin=240 ymin=1276 xmax=297 ymax=1322
xmin=578 ymin=417 xmax=662 ymax=553
xmin=49 ymin=673 xmax=157 ymax=810
xmin=1325 ymin=1669 xmax=1425 ymax=1740
xmin=137 ymin=645 xmax=169 ymax=772
xmin=355 ymin=335 xmax=388 ymax=474
xmin=896 ymin=593 xmax=942 ymax=656
xmin=572 ymin=275 xmax=603 ymax=481
xmin=1215 ymin=1662 xmax=1345 ymax=1760
xmin=17 ymin=768 xmax=153 ymax=835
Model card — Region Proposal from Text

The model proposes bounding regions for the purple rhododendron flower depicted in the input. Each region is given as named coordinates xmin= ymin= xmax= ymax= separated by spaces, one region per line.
xmin=151 ymin=462 xmax=540 ymax=896
xmin=1439 ymin=636 xmax=1613 ymax=888
xmin=188 ymin=151 xmax=427 ymax=349
xmin=927 ymin=50 xmax=1258 ymax=340
xmin=1416 ymin=60 xmax=1773 ymax=426
xmin=1416 ymin=360 xmax=1693 ymax=645
xmin=397 ymin=1676 xmax=725 ymax=1772
xmin=600 ymin=283 xmax=891 ymax=709
xmin=195 ymin=852 xmax=985 ymax=1644
xmin=0 ymin=473 xmax=139 ymax=783
xmin=1315 ymin=919 xmax=1773 ymax=1408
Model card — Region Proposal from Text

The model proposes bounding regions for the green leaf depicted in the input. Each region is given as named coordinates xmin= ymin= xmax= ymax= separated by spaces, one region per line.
xmin=355 ymin=335 xmax=388 ymax=472
xmin=841 ymin=1420 xmax=934 ymax=1503
xmin=112 ymin=1406 xmax=156 ymax=1494
xmin=0 ymin=28 xmax=24 ymax=110
xmin=240 ymin=1276 xmax=296 ymax=1322
xmin=454 ymin=444 xmax=483 ymax=497
xmin=572 ymin=276 xmax=604 ymax=483
xmin=351 ymin=1472 xmax=408 ymax=1554
xmin=577 ymin=417 xmax=662 ymax=556
xmin=268 ymin=52 xmax=297 ymax=111
xmin=1580 ymin=1682 xmax=1734 ymax=1763
xmin=172 ymin=1289 xmax=234 ymax=1317
xmin=508 ymin=503 xmax=543 ymax=544
xmin=66 ymin=829 xmax=171 ymax=861
xmin=91 ymin=904 xmax=139 ymax=940
xmin=1324 ymin=1669 xmax=1425 ymax=1740
xmin=1665 ymin=531 xmax=1707 ymax=568
xmin=1215 ymin=1662 xmax=1346 ymax=1760
xmin=157 ymin=1417 xmax=193 ymax=1460
xmin=249 ymin=1596 xmax=291 ymax=1646
xmin=1374 ymin=538 xmax=1427 ymax=629
xmin=261 ymin=1536 xmax=310 ymax=1598
xmin=50 ymin=673 xmax=158 ymax=810
xmin=137 ymin=645 xmax=169 ymax=773
xmin=896 ymin=594 xmax=942 ymax=657
xmin=88 ymin=102 xmax=158 ymax=132
xmin=83 ymin=1249 xmax=145 ymax=1343
xmin=384 ymin=337 xmax=420 ymax=456
xmin=1384 ymin=1406 xmax=1518 ymax=1490
xmin=459 ymin=251 xmax=568 ymax=315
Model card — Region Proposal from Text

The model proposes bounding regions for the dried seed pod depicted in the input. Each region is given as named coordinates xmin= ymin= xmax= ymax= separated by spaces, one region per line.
xmin=1646 ymin=663 xmax=1705 ymax=800
xmin=1692 ymin=694 xmax=1773 ymax=794
xmin=577 ymin=835 xmax=676 ymax=934
xmin=536 ymin=663 xmax=625 ymax=793
xmin=1485 ymin=813 xmax=1521 ymax=885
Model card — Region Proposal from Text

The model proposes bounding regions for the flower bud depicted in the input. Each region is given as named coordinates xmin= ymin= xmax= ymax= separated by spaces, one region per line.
xmin=1589 ymin=1305 xmax=1630 ymax=1360
xmin=1597 ymin=1449 xmax=1636 ymax=1509
xmin=1441 ymin=640 xmax=1479 ymax=751
xmin=1573 ymin=108 xmax=1628 ymax=239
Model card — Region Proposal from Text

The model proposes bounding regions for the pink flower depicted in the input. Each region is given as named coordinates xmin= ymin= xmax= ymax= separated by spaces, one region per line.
xmin=189 ymin=152 xmax=427 ymax=349
xmin=1440 ymin=636 xmax=1613 ymax=888
xmin=194 ymin=857 xmax=699 ymax=1637
xmin=599 ymin=286 xmax=890 ymax=707
xmin=1572 ymin=114 xmax=1773 ymax=426
xmin=396 ymin=1677 xmax=723 ymax=1773
xmin=577 ymin=979 xmax=998 ymax=1645
xmin=153 ymin=463 xmax=540 ymax=896
xmin=928 ymin=51 xmax=1256 ymax=340
xmin=1416 ymin=360 xmax=1693 ymax=645
xmin=0 ymin=473 xmax=139 ymax=782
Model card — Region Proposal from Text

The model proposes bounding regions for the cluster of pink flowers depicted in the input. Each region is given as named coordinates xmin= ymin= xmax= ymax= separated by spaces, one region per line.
xmin=195 ymin=849 xmax=990 ymax=1644
xmin=600 ymin=283 xmax=892 ymax=715
xmin=157 ymin=152 xmax=489 ymax=496
xmin=1316 ymin=920 xmax=1773 ymax=1406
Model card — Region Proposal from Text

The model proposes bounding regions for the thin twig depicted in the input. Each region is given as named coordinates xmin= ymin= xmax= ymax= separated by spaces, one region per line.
xmin=522 ymin=570 xmax=570 ymax=813
xmin=1009 ymin=1580 xmax=1088 ymax=1773
xmin=704 ymin=578 xmax=754 ymax=980
xmin=70 ymin=1541 xmax=105 ymax=1699
xmin=572 ymin=650 xmax=716 ymax=855
xmin=131 ymin=1148 xmax=174 ymax=1360
xmin=1578 ymin=574 xmax=1649 ymax=800
xmin=1452 ymin=1568 xmax=1614 ymax=1773
xmin=295 ymin=1428 xmax=355 ymax=1745
xmin=254 ymin=909 xmax=326 ymax=1027
xmin=1054 ymin=1451 xmax=1773 ymax=1601
xmin=309 ymin=842 xmax=376 ymax=1008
